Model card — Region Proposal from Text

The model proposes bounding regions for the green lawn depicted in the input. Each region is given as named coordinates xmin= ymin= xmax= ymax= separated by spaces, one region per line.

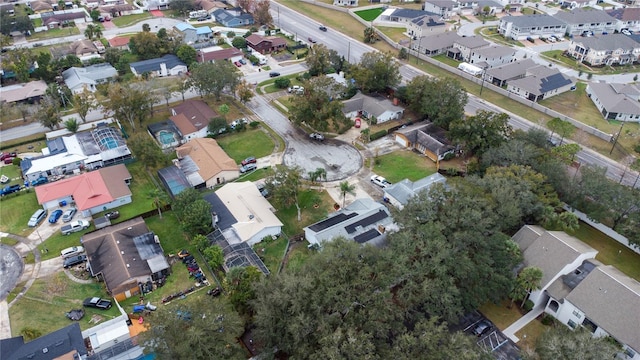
xmin=9 ymin=272 xmax=118 ymax=336
xmin=1 ymin=237 xmax=19 ymax=246
xmin=216 ymin=128 xmax=275 ymax=163
xmin=377 ymin=26 xmax=408 ymax=42
xmin=373 ymin=150 xmax=437 ymax=183
xmin=105 ymin=161 xmax=160 ymax=220
xmin=284 ymin=241 xmax=313 ymax=273
xmin=275 ymin=189 xmax=335 ymax=236
xmin=1 ymin=164 xmax=23 ymax=186
xmin=433 ymin=53 xmax=462 ymax=68
xmin=567 ymin=222 xmax=640 ymax=281
xmin=253 ymin=236 xmax=288 ymax=273
xmin=0 ymin=191 xmax=40 ymax=236
xmin=235 ymin=166 xmax=275 ymax=182
xmin=479 ymin=299 xmax=523 ymax=330
xmin=145 ymin=211 xmax=189 ymax=254
xmin=29 ymin=27 xmax=80 ymax=41
xmin=354 ymin=7 xmax=384 ymax=21
xmin=111 ymin=13 xmax=152 ymax=27
xmin=38 ymin=224 xmax=95 ymax=261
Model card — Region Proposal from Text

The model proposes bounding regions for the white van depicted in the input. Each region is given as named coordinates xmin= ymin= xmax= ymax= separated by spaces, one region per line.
xmin=60 ymin=246 xmax=85 ymax=258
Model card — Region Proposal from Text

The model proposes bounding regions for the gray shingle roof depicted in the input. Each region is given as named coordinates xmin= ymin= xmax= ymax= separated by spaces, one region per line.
xmin=423 ymin=0 xmax=457 ymax=9
xmin=486 ymin=58 xmax=536 ymax=80
xmin=0 ymin=323 xmax=87 ymax=360
xmin=501 ymin=14 xmax=566 ymax=28
xmin=471 ymin=44 xmax=516 ymax=58
xmin=341 ymin=92 xmax=404 ymax=118
xmin=508 ymin=66 xmax=572 ymax=96
xmin=384 ymin=173 xmax=446 ymax=206
xmin=62 ymin=64 xmax=117 ymax=90
xmin=606 ymin=7 xmax=640 ymax=21
xmin=415 ymin=31 xmax=461 ymax=51
xmin=554 ymin=8 xmax=617 ymax=25
xmin=587 ymin=82 xmax=640 ymax=115
xmin=455 ymin=35 xmax=489 ymax=49
xmin=129 ymin=54 xmax=186 ymax=74
xmin=566 ymin=265 xmax=640 ymax=353
xmin=572 ymin=33 xmax=640 ymax=51
xmin=391 ymin=8 xmax=436 ymax=19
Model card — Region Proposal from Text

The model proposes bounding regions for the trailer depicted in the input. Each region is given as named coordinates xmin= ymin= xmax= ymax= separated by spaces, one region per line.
xmin=458 ymin=62 xmax=484 ymax=76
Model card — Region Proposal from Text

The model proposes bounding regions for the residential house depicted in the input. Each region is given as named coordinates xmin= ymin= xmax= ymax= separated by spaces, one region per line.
xmin=197 ymin=47 xmax=244 ymax=63
xmin=212 ymin=8 xmax=254 ymax=28
xmin=485 ymin=58 xmax=537 ymax=87
xmin=129 ymin=54 xmax=188 ymax=77
xmin=62 ymin=63 xmax=118 ymax=94
xmin=499 ymin=14 xmax=568 ymax=40
xmin=194 ymin=0 xmax=219 ymax=14
xmin=451 ymin=35 xmax=489 ymax=62
xmin=383 ymin=173 xmax=446 ymax=209
xmin=0 ymin=323 xmax=88 ymax=360
xmin=342 ymin=92 xmax=404 ymax=123
xmin=567 ymin=34 xmax=640 ymax=66
xmin=175 ymin=22 xmax=198 ymax=44
xmin=304 ymin=198 xmax=395 ymax=247
xmin=34 ymin=164 xmax=132 ymax=216
xmin=203 ymin=182 xmax=283 ymax=246
xmin=171 ymin=99 xmax=217 ymax=140
xmin=100 ymin=3 xmax=136 ymax=17
xmin=467 ymin=44 xmax=518 ymax=68
xmin=333 ymin=0 xmax=359 ymax=5
xmin=196 ymin=26 xmax=213 ymax=42
xmin=82 ymin=314 xmax=144 ymax=359
xmin=147 ymin=0 xmax=169 ymax=10
xmin=107 ymin=36 xmax=130 ymax=50
xmin=506 ymin=65 xmax=574 ymax=102
xmin=411 ymin=31 xmax=461 ymax=55
xmin=407 ymin=14 xmax=447 ymax=39
xmin=83 ymin=217 xmax=170 ymax=300
xmin=476 ymin=0 xmax=504 ymax=15
xmin=422 ymin=0 xmax=458 ymax=19
xmin=245 ymin=34 xmax=287 ymax=54
xmin=41 ymin=10 xmax=88 ymax=28
xmin=554 ymin=9 xmax=617 ymax=36
xmin=544 ymin=264 xmax=640 ymax=360
xmin=586 ymin=82 xmax=640 ymax=122
xmin=28 ymin=0 xmax=53 ymax=13
xmin=457 ymin=0 xmax=480 ymax=15
xmin=511 ymin=225 xmax=598 ymax=308
xmin=381 ymin=8 xmax=438 ymax=24
xmin=606 ymin=8 xmax=640 ymax=33
xmin=0 ymin=80 xmax=47 ymax=104
xmin=394 ymin=121 xmax=455 ymax=161
xmin=50 ymin=39 xmax=100 ymax=62
xmin=560 ymin=0 xmax=598 ymax=9
xmin=21 ymin=125 xmax=132 ymax=182
xmin=175 ymin=137 xmax=239 ymax=188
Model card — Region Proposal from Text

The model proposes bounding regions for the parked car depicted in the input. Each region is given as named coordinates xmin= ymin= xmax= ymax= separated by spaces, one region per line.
xmin=27 ymin=209 xmax=47 ymax=227
xmin=526 ymin=36 xmax=535 ymax=43
xmin=105 ymin=211 xmax=120 ymax=220
xmin=30 ymin=176 xmax=48 ymax=187
xmin=234 ymin=61 xmax=242 ymax=67
xmin=240 ymin=163 xmax=257 ymax=173
xmin=308 ymin=37 xmax=316 ymax=43
xmin=48 ymin=209 xmax=63 ymax=223
xmin=241 ymin=157 xmax=256 ymax=166
xmin=1 ymin=184 xmax=21 ymax=196
xmin=288 ymin=85 xmax=304 ymax=94
xmin=472 ymin=320 xmax=492 ymax=337
xmin=63 ymin=254 xmax=87 ymax=268
xmin=3 ymin=157 xmax=15 ymax=164
xmin=354 ymin=118 xmax=362 ymax=128
xmin=60 ymin=246 xmax=84 ymax=258
xmin=83 ymin=297 xmax=113 ymax=310
xmin=0 ymin=152 xmax=16 ymax=161
xmin=370 ymin=175 xmax=391 ymax=188
xmin=622 ymin=29 xmax=632 ymax=35
xmin=269 ymin=71 xmax=280 ymax=78
xmin=239 ymin=58 xmax=247 ymax=65
xmin=309 ymin=133 xmax=324 ymax=141
xmin=548 ymin=36 xmax=557 ymax=43
xmin=319 ymin=25 xmax=327 ymax=32
xmin=61 ymin=207 xmax=77 ymax=222
xmin=177 ymin=249 xmax=190 ymax=259
xmin=230 ymin=118 xmax=249 ymax=129
xmin=61 ymin=220 xmax=90 ymax=235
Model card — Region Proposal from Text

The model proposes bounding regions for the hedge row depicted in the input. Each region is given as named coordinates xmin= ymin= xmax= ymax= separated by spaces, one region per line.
xmin=369 ymin=130 xmax=388 ymax=141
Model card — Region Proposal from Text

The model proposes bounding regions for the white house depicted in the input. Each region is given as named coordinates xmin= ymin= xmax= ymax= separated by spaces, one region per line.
xmin=467 ymin=44 xmax=518 ymax=68
xmin=129 ymin=54 xmax=187 ymax=77
xmin=333 ymin=0 xmax=358 ymax=6
xmin=383 ymin=173 xmax=446 ymax=209
xmin=422 ymin=0 xmax=458 ymax=19
xmin=554 ymin=8 xmax=618 ymax=36
xmin=304 ymin=198 xmax=395 ymax=247
xmin=62 ymin=64 xmax=118 ymax=94
xmin=586 ymin=82 xmax=640 ymax=122
xmin=342 ymin=92 xmax=404 ymax=123
xmin=499 ymin=14 xmax=567 ymax=40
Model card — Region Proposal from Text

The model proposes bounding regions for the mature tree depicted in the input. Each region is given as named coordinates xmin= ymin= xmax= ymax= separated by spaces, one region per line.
xmin=142 ymin=23 xmax=151 ymax=32
xmin=84 ymin=24 xmax=96 ymax=39
xmin=481 ymin=139 xmax=543 ymax=169
xmin=93 ymin=25 xmax=103 ymax=39
xmin=176 ymin=44 xmax=197 ymax=66
xmin=551 ymin=143 xmax=581 ymax=164
xmin=169 ymin=0 xmax=196 ymax=16
xmin=189 ymin=61 xmax=241 ymax=100
xmin=339 ymin=181 xmax=355 ymax=208
xmin=253 ymin=0 xmax=272 ymax=25
xmin=265 ymin=166 xmax=303 ymax=220
xmin=547 ymin=117 xmax=575 ymax=145
xmin=225 ymin=266 xmax=262 ymax=317
xmin=364 ymin=26 xmax=376 ymax=43
xmin=511 ymin=266 xmax=543 ymax=308
xmin=236 ymin=80 xmax=254 ymax=103
xmin=351 ymin=51 xmax=400 ymax=93
xmin=450 ymin=111 xmax=512 ymax=156
xmin=288 ymin=75 xmax=348 ymax=132
xmin=103 ymin=83 xmax=153 ymax=130
xmin=31 ymin=51 xmax=57 ymax=82
xmin=34 ymin=95 xmax=61 ymax=130
xmin=16 ymin=103 xmax=33 ymax=123
xmin=73 ymin=89 xmax=95 ymax=123
xmin=160 ymin=85 xmax=177 ymax=108
xmin=536 ymin=327 xmax=619 ymax=360
xmin=176 ymin=77 xmax=192 ymax=101
xmin=64 ymin=118 xmax=79 ymax=133
xmin=231 ymin=36 xmax=247 ymax=49
xmin=192 ymin=234 xmax=210 ymax=252
xmin=305 ymin=44 xmax=338 ymax=76
xmin=127 ymin=133 xmax=167 ymax=170
xmin=405 ymin=75 xmax=467 ymax=130
xmin=274 ymin=77 xmax=290 ymax=89
xmin=14 ymin=15 xmax=34 ymax=34
xmin=208 ymin=117 xmax=228 ymax=135
xmin=236 ymin=0 xmax=255 ymax=12
xmin=308 ymin=167 xmax=326 ymax=185
xmin=6 ymin=47 xmax=34 ymax=83
xmin=203 ymin=245 xmax=224 ymax=270
xmin=89 ymin=9 xmax=100 ymax=21
xmin=129 ymin=32 xmax=163 ymax=60
xmin=180 ymin=199 xmax=212 ymax=236
xmin=147 ymin=188 xmax=170 ymax=218
xmin=139 ymin=295 xmax=244 ymax=359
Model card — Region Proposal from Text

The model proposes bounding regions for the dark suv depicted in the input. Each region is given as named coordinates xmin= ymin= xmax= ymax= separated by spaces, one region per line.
xmin=63 ymin=255 xmax=87 ymax=269
xmin=1 ymin=184 xmax=21 ymax=196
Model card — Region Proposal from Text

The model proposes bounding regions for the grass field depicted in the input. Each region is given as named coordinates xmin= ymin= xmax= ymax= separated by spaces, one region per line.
xmin=0 ymin=164 xmax=23 ymax=186
xmin=284 ymin=242 xmax=313 ymax=273
xmin=0 ymin=191 xmax=40 ymax=236
xmin=275 ymin=189 xmax=335 ymax=236
xmin=216 ymin=128 xmax=275 ymax=163
xmin=38 ymin=224 xmax=93 ymax=261
xmin=515 ymin=320 xmax=548 ymax=354
xmin=111 ymin=13 xmax=152 ymax=27
xmin=28 ymin=27 xmax=80 ymax=41
xmin=373 ymin=150 xmax=437 ymax=183
xmin=9 ymin=272 xmax=118 ymax=336
xmin=354 ymin=7 xmax=384 ymax=22
xmin=146 ymin=211 xmax=189 ymax=254
xmin=1 ymin=237 xmax=19 ymax=246
xmin=377 ymin=26 xmax=408 ymax=42
xmin=254 ymin=236 xmax=288 ymax=273
xmin=479 ymin=299 xmax=524 ymax=330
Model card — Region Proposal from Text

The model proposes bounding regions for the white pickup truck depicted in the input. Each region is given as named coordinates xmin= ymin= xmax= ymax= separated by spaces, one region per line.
xmin=61 ymin=220 xmax=90 ymax=235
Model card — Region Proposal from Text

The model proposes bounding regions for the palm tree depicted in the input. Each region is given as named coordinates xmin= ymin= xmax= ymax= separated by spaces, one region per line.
xmin=84 ymin=24 xmax=95 ymax=40
xmin=64 ymin=118 xmax=79 ymax=133
xmin=93 ymin=25 xmax=103 ymax=39
xmin=148 ymin=188 xmax=170 ymax=218
xmin=339 ymin=181 xmax=356 ymax=208
xmin=517 ymin=266 xmax=543 ymax=308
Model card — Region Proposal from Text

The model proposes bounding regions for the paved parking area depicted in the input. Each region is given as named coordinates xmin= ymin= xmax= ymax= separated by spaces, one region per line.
xmin=455 ymin=311 xmax=522 ymax=360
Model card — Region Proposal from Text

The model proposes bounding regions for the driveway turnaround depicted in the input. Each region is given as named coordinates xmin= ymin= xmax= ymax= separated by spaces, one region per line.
xmin=0 ymin=244 xmax=23 ymax=301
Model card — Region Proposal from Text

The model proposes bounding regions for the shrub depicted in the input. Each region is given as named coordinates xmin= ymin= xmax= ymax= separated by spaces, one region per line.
xmin=274 ymin=77 xmax=291 ymax=89
xmin=541 ymin=314 xmax=555 ymax=326
xmin=369 ymin=129 xmax=387 ymax=141
xmin=634 ymin=142 xmax=640 ymax=154
xmin=249 ymin=121 xmax=260 ymax=128
xmin=523 ymin=299 xmax=534 ymax=312
xmin=443 ymin=152 xmax=455 ymax=161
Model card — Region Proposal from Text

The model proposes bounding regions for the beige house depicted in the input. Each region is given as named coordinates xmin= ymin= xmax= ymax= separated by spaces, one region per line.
xmin=176 ymin=138 xmax=239 ymax=188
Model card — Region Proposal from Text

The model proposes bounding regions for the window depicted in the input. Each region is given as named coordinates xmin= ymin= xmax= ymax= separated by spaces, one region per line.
xmin=625 ymin=348 xmax=636 ymax=358
xmin=572 ymin=310 xmax=582 ymax=319
xmin=568 ymin=320 xmax=577 ymax=329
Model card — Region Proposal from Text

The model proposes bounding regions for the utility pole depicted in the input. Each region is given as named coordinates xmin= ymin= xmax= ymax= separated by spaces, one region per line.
xmin=347 ymin=42 xmax=351 ymax=63
xmin=609 ymin=122 xmax=625 ymax=155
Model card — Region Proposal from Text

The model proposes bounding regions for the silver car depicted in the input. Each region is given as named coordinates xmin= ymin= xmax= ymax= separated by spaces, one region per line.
xmin=61 ymin=207 xmax=77 ymax=223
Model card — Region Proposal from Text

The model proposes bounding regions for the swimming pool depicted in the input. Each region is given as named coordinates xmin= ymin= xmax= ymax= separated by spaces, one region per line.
xmin=157 ymin=130 xmax=176 ymax=145
xmin=99 ymin=137 xmax=119 ymax=149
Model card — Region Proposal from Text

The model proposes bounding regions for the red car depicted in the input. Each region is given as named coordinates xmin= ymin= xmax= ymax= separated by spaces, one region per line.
xmin=241 ymin=157 xmax=256 ymax=166
xmin=354 ymin=118 xmax=362 ymax=128
xmin=4 ymin=157 xmax=15 ymax=164
xmin=234 ymin=61 xmax=242 ymax=67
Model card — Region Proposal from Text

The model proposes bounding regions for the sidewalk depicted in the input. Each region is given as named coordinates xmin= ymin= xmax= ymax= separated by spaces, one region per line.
xmin=502 ymin=303 xmax=545 ymax=343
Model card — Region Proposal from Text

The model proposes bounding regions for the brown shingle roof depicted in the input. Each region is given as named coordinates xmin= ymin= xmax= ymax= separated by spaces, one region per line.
xmin=171 ymin=99 xmax=217 ymax=130
xmin=98 ymin=164 xmax=131 ymax=199
xmin=197 ymin=47 xmax=243 ymax=62
xmin=170 ymin=113 xmax=197 ymax=135
xmin=176 ymin=138 xmax=237 ymax=182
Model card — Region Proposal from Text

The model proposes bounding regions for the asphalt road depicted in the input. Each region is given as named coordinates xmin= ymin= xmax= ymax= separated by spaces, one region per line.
xmin=0 ymin=244 xmax=22 ymax=301
xmin=270 ymin=1 xmax=639 ymax=188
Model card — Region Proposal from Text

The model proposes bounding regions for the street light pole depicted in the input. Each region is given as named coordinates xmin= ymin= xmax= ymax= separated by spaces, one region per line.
xmin=609 ymin=122 xmax=625 ymax=155
xmin=479 ymin=68 xmax=487 ymax=96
